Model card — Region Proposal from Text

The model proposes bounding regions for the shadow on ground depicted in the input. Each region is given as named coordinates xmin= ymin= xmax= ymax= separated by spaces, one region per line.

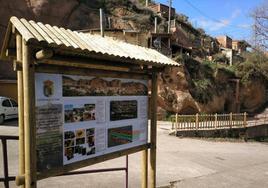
xmin=0 ymin=119 xmax=18 ymax=127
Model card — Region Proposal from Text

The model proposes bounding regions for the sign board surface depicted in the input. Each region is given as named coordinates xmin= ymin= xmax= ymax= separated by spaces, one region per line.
xmin=35 ymin=73 xmax=148 ymax=171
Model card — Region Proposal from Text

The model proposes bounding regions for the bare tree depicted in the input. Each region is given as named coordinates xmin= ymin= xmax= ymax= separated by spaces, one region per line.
xmin=252 ymin=1 xmax=268 ymax=51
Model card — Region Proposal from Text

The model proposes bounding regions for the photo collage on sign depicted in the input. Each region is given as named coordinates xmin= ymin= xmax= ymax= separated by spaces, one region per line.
xmin=35 ymin=73 xmax=148 ymax=167
xmin=64 ymin=128 xmax=95 ymax=161
xmin=62 ymin=75 xmax=148 ymax=164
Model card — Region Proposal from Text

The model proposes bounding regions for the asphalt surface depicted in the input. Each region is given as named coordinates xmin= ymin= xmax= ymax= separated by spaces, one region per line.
xmin=1 ymin=120 xmax=268 ymax=188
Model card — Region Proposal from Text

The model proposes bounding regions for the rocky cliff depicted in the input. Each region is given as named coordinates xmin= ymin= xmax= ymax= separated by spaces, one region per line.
xmin=157 ymin=58 xmax=268 ymax=118
xmin=0 ymin=0 xmax=267 ymax=116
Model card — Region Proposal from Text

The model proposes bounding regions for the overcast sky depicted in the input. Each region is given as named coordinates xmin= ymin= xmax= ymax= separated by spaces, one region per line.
xmin=156 ymin=0 xmax=265 ymax=41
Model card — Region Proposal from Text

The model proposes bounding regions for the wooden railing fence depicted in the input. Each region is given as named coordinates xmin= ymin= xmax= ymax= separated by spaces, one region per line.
xmin=170 ymin=113 xmax=247 ymax=133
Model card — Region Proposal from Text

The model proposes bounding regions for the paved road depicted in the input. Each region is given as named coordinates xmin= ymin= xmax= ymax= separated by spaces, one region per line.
xmin=1 ymin=121 xmax=268 ymax=188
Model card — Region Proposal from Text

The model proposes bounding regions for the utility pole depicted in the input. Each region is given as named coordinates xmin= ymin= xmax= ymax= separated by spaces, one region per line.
xmin=154 ymin=17 xmax=157 ymax=33
xmin=100 ymin=8 xmax=104 ymax=37
xmin=168 ymin=0 xmax=172 ymax=34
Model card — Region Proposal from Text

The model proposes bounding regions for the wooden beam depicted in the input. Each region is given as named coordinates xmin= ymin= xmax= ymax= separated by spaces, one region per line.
xmin=35 ymin=49 xmax=53 ymax=60
xmin=37 ymin=55 xmax=145 ymax=72
xmin=42 ymin=58 xmax=130 ymax=72
xmin=16 ymin=33 xmax=25 ymax=188
xmin=35 ymin=64 xmax=150 ymax=80
xmin=22 ymin=40 xmax=37 ymax=188
xmin=36 ymin=144 xmax=150 ymax=181
xmin=150 ymin=68 xmax=158 ymax=188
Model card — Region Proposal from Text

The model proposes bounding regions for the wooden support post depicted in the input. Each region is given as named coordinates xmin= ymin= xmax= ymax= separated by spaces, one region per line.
xmin=16 ymin=34 xmax=25 ymax=188
xmin=22 ymin=40 xmax=36 ymax=188
xmin=214 ymin=113 xmax=217 ymax=129
xmin=229 ymin=112 xmax=233 ymax=129
xmin=150 ymin=69 xmax=158 ymax=188
xmin=243 ymin=112 xmax=247 ymax=128
xmin=141 ymin=149 xmax=148 ymax=188
xmin=195 ymin=113 xmax=199 ymax=130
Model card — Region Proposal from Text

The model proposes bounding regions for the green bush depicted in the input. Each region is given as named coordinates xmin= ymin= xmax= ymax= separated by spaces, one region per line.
xmin=212 ymin=53 xmax=229 ymax=63
xmin=191 ymin=79 xmax=214 ymax=103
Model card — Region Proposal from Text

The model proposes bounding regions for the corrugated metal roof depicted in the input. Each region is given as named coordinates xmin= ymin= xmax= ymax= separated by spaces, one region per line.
xmin=2 ymin=16 xmax=179 ymax=67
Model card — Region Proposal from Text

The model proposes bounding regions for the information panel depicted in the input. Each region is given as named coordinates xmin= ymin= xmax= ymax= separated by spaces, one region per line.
xmin=35 ymin=73 xmax=148 ymax=171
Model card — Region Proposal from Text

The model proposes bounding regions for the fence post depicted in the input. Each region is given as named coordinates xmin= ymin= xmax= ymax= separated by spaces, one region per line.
xmin=171 ymin=116 xmax=174 ymax=130
xmin=214 ymin=113 xmax=217 ymax=129
xmin=175 ymin=113 xmax=178 ymax=135
xmin=195 ymin=113 xmax=199 ymax=130
xmin=243 ymin=112 xmax=247 ymax=128
xmin=229 ymin=112 xmax=233 ymax=129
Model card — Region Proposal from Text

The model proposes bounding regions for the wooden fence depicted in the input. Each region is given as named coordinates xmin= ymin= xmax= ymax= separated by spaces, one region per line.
xmin=170 ymin=113 xmax=247 ymax=132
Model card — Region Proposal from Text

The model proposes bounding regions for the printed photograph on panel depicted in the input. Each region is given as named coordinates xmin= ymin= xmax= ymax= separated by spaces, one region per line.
xmin=62 ymin=75 xmax=147 ymax=96
xmin=64 ymin=104 xmax=96 ymax=123
xmin=108 ymin=125 xmax=133 ymax=148
xmin=110 ymin=100 xmax=137 ymax=121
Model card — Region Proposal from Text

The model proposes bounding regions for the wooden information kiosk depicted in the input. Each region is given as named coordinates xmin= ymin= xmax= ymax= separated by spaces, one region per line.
xmin=0 ymin=17 xmax=178 ymax=188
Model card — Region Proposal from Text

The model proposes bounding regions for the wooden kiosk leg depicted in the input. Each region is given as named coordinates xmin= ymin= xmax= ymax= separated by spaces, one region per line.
xmin=16 ymin=34 xmax=25 ymax=188
xmin=150 ymin=69 xmax=158 ymax=188
xmin=141 ymin=149 xmax=148 ymax=188
xmin=22 ymin=40 xmax=37 ymax=188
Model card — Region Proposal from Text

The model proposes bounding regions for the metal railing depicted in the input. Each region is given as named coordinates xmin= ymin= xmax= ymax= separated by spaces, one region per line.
xmin=0 ymin=135 xmax=19 ymax=188
xmin=0 ymin=135 xmax=129 ymax=188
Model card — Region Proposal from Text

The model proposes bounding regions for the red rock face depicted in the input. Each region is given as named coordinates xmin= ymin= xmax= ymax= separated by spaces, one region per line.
xmin=0 ymin=0 xmax=101 ymax=79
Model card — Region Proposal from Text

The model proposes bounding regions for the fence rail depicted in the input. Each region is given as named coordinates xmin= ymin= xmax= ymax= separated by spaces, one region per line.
xmin=170 ymin=113 xmax=268 ymax=133
xmin=170 ymin=113 xmax=247 ymax=132
xmin=247 ymin=114 xmax=268 ymax=127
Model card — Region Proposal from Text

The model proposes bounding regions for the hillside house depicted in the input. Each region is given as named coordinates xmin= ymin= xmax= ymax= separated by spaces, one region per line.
xmin=232 ymin=40 xmax=250 ymax=54
xmin=201 ymin=35 xmax=220 ymax=56
xmin=171 ymin=19 xmax=204 ymax=56
xmin=148 ymin=3 xmax=175 ymax=19
xmin=149 ymin=33 xmax=172 ymax=56
xmin=81 ymin=28 xmax=149 ymax=47
xmin=170 ymin=27 xmax=192 ymax=56
xmin=80 ymin=28 xmax=173 ymax=56
xmin=216 ymin=35 xmax=233 ymax=49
